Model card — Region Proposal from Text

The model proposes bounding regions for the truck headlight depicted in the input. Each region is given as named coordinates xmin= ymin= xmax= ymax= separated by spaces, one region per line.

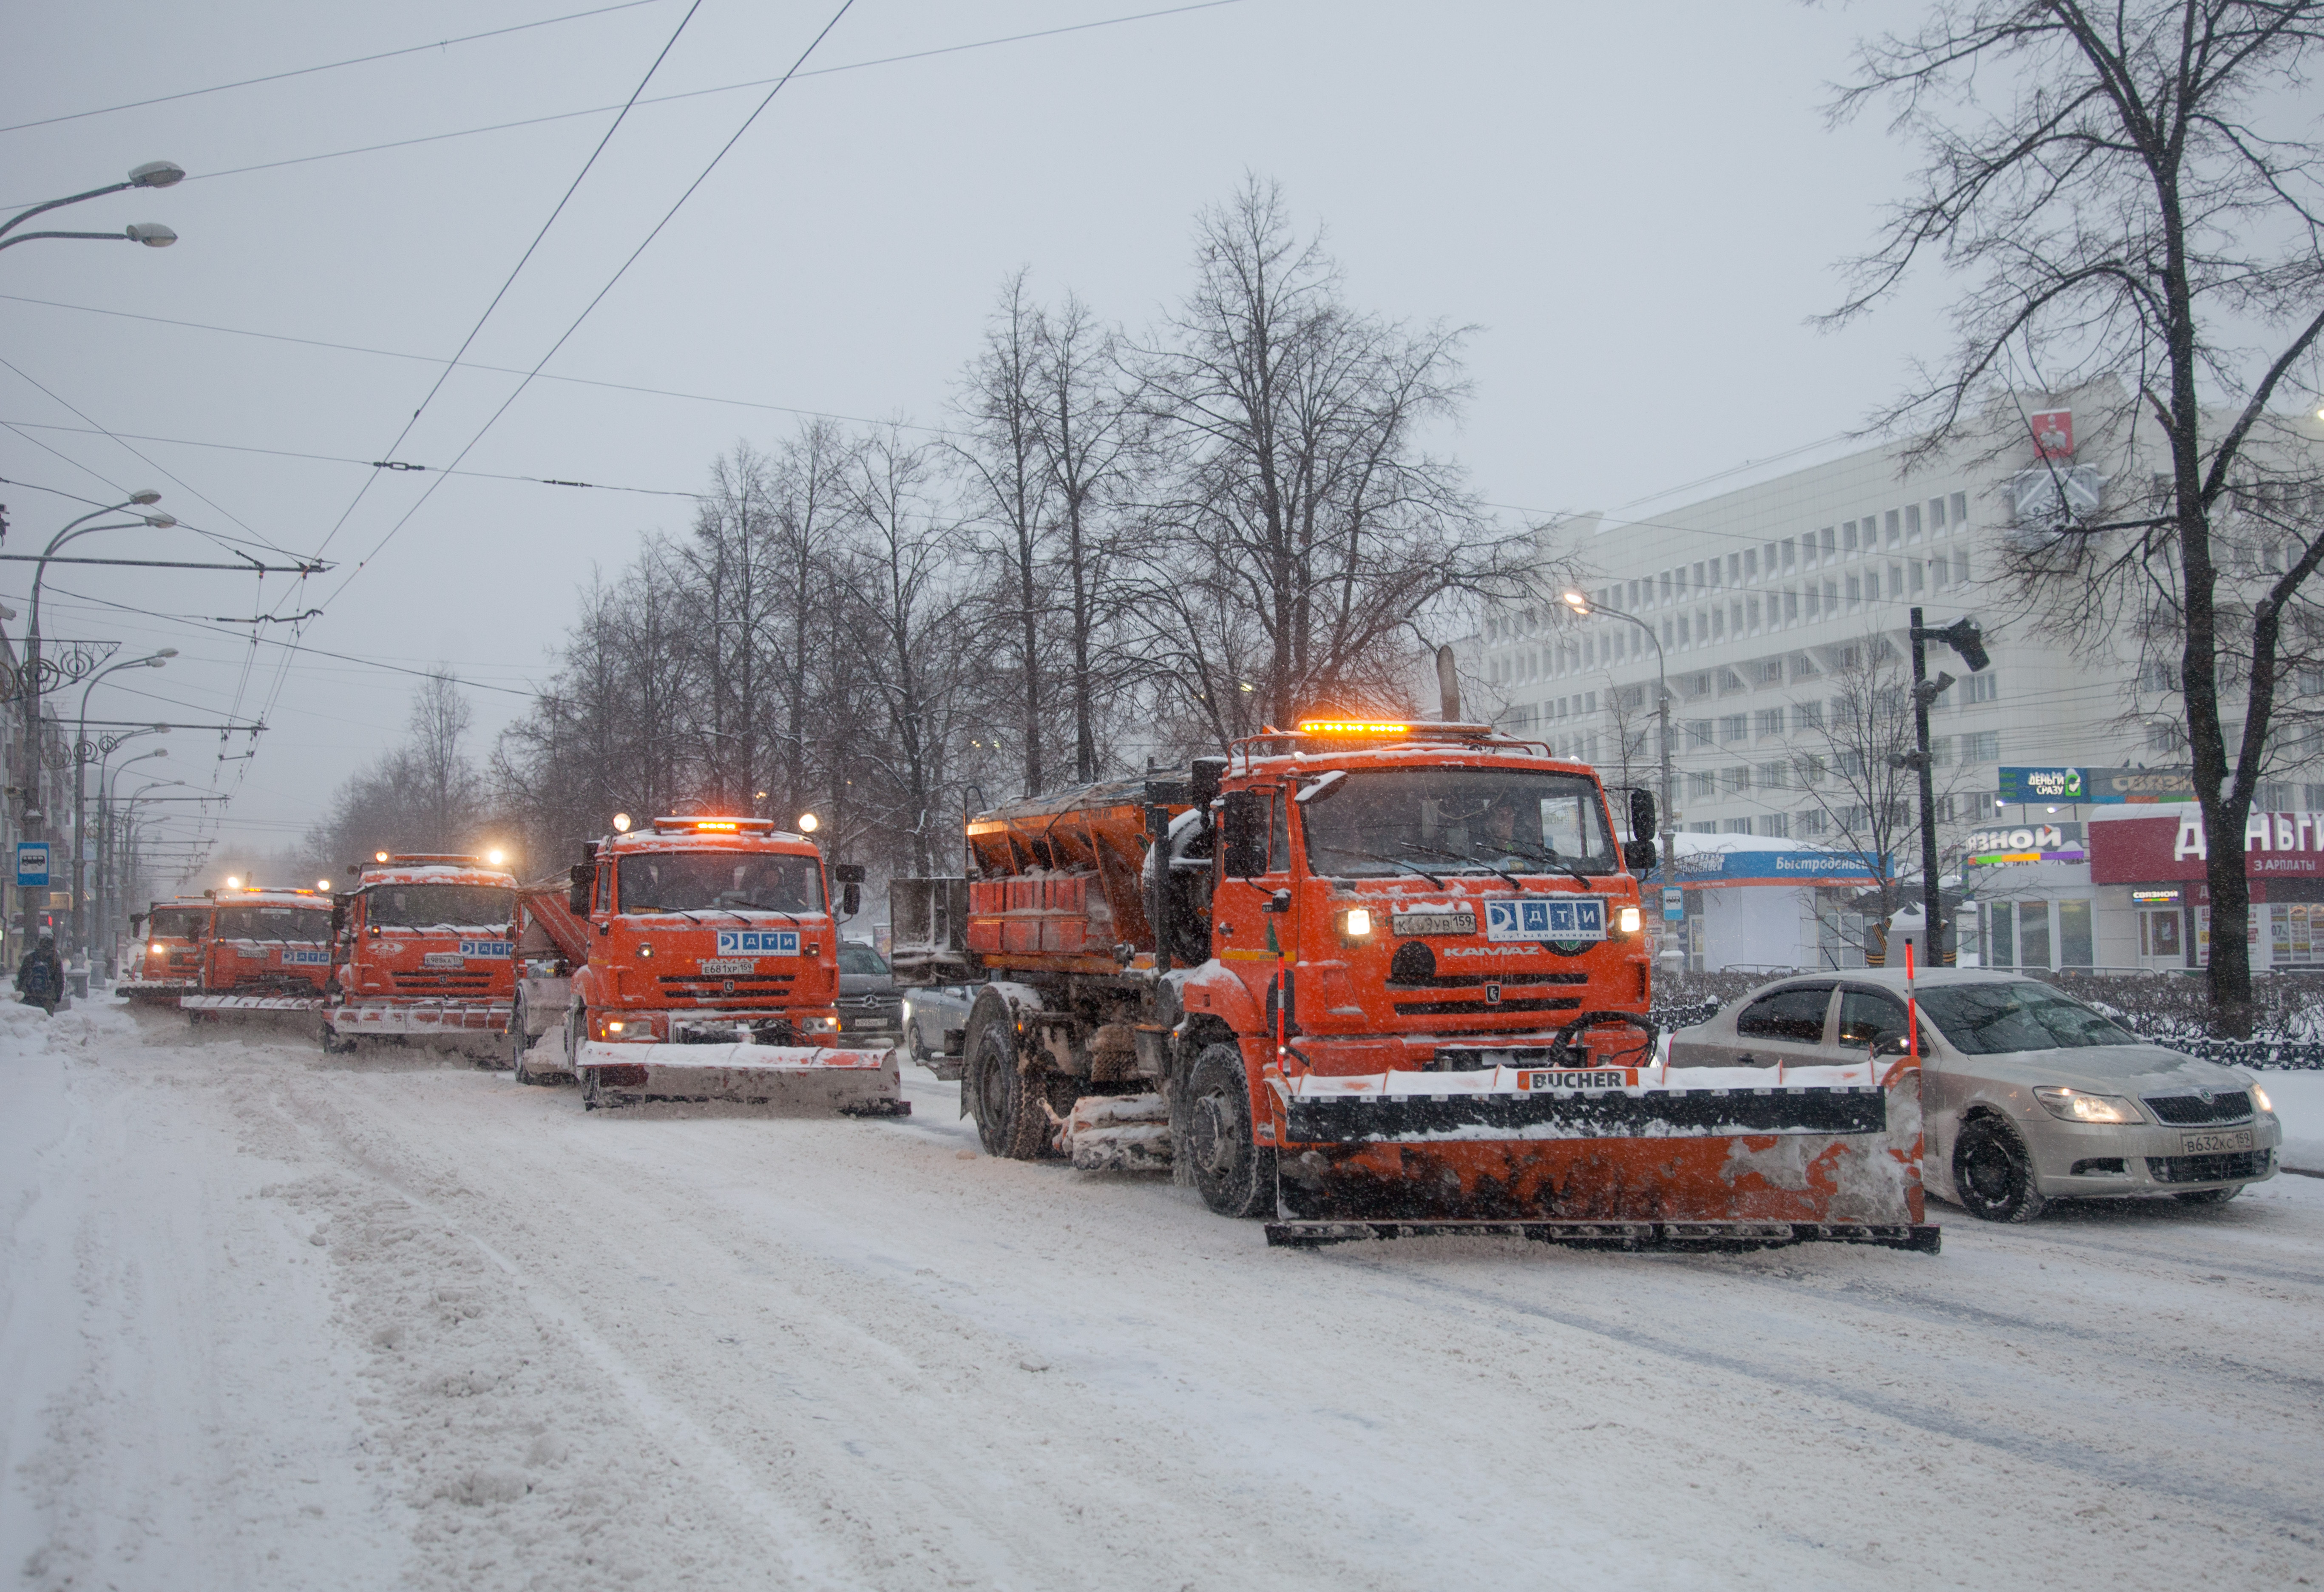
xmin=1344 ymin=907 xmax=1374 ymax=938
xmin=1618 ymin=906 xmax=1642 ymax=933
xmin=2034 ymin=1087 xmax=2141 ymax=1125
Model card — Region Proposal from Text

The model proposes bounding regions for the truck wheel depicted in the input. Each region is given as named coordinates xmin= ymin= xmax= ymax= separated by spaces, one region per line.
xmin=1184 ymin=1042 xmax=1275 ymax=1219
xmin=508 ymin=990 xmax=529 ymax=1076
xmin=965 ymin=1010 xmax=1051 ymax=1160
xmin=321 ymin=1021 xmax=358 ymax=1057
xmin=1952 ymin=1116 xmax=2046 ymax=1222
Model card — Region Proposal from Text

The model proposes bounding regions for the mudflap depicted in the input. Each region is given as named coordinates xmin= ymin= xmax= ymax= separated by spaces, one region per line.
xmin=575 ymin=1040 xmax=908 ymax=1114
xmin=1264 ymin=1066 xmax=1935 ymax=1253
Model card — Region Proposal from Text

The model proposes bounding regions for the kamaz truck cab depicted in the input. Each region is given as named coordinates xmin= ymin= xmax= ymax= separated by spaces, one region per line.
xmin=122 ymin=896 xmax=214 ymax=1005
xmin=517 ymin=814 xmax=904 ymax=1112
xmin=182 ymin=886 xmax=335 ymax=1020
xmin=323 ymin=853 xmax=518 ymax=1056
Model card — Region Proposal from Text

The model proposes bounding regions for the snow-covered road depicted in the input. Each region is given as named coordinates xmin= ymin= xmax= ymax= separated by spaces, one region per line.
xmin=5 ymin=999 xmax=2321 ymax=1591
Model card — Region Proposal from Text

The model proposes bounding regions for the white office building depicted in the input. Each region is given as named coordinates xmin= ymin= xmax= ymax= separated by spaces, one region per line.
xmin=1468 ymin=396 xmax=2324 ymax=972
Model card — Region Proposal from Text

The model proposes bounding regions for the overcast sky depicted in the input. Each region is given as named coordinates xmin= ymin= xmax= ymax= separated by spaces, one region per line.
xmin=4 ymin=0 xmax=1952 ymax=877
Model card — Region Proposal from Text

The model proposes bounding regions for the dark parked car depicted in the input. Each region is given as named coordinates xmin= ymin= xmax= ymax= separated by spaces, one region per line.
xmin=836 ymin=941 xmax=902 ymax=1040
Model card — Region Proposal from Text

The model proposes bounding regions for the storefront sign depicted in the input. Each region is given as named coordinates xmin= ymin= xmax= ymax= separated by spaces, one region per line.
xmin=2130 ymin=887 xmax=2181 ymax=904
xmin=2091 ymin=810 xmax=2324 ymax=882
xmin=1662 ymin=849 xmax=1890 ymax=888
xmin=1998 ymin=767 xmax=2194 ymax=805
xmin=1964 ymin=822 xmax=2086 ymax=865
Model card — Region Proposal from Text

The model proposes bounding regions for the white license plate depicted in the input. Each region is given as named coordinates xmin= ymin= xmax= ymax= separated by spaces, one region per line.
xmin=698 ymin=958 xmax=756 ymax=976
xmin=2180 ymin=1129 xmax=2253 ymax=1154
xmin=852 ymin=1017 xmax=891 ymax=1029
xmin=1391 ymin=911 xmax=1476 ymax=936
xmin=422 ymin=952 xmax=465 ymax=969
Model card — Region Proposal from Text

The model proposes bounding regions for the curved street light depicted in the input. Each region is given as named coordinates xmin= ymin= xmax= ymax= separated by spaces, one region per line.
xmin=0 ymin=160 xmax=184 ymax=254
xmin=1561 ymin=589 xmax=1680 ymax=969
xmin=74 ymin=665 xmax=175 ymax=957
xmin=95 ymin=753 xmax=189 ymax=976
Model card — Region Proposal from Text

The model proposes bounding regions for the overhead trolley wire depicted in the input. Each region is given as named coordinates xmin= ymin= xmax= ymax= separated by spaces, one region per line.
xmin=313 ymin=0 xmax=859 ymax=611
xmin=0 ymin=2 xmax=1249 ymax=207
xmin=0 ymin=0 xmax=676 ymax=135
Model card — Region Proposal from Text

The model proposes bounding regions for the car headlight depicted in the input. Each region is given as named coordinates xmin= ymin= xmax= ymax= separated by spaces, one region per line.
xmin=2034 ymin=1086 xmax=2142 ymax=1125
xmin=2252 ymin=1083 xmax=2274 ymax=1114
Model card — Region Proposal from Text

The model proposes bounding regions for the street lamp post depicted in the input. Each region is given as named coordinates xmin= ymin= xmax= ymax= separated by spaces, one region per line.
xmin=15 ymin=494 xmax=171 ymax=946
xmin=1563 ymin=590 xmax=1680 ymax=967
xmin=99 ymin=758 xmax=183 ymax=975
xmin=75 ymin=682 xmax=173 ymax=963
xmin=0 ymin=161 xmax=184 ymax=254
xmin=1897 ymin=609 xmax=1991 ymax=967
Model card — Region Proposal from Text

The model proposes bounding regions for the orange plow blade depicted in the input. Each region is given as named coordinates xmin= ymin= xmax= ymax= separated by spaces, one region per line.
xmin=1265 ymin=1063 xmax=1936 ymax=1252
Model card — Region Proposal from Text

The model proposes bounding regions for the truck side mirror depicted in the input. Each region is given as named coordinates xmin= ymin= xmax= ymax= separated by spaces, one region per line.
xmin=1220 ymin=790 xmax=1268 ymax=878
xmin=832 ymin=863 xmax=867 ymax=884
xmin=568 ymin=862 xmax=593 ymax=914
xmin=1622 ymin=838 xmax=1658 ymax=875
xmin=1629 ymin=788 xmax=1657 ymax=842
xmin=330 ymin=900 xmax=348 ymax=936
xmin=841 ymin=882 xmax=862 ymax=917
xmin=1190 ymin=756 xmax=1228 ymax=822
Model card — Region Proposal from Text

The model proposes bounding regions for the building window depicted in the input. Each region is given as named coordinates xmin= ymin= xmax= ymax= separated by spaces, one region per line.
xmin=1951 ymin=491 xmax=1968 ymax=524
xmin=1688 ymin=770 xmax=1717 ymax=798
xmin=1886 ymin=509 xmax=1902 ymax=544
xmin=1929 ymin=496 xmax=1947 ymax=530
xmin=1963 ymin=671 xmax=1998 ymax=704
xmin=1722 ymin=817 xmax=1754 ymax=834
xmin=1754 ymin=708 xmax=1785 ymax=737
xmin=1842 ymin=520 xmax=1858 ymax=552
xmin=1905 ymin=504 xmax=1922 ymax=539
xmin=1784 ymin=588 xmax=1799 ymax=623
xmin=1756 ymin=760 xmax=1789 ymax=790
xmin=1723 ymin=766 xmax=1751 ymax=793
xmin=1793 ymin=701 xmax=1824 ymax=732
xmin=1820 ymin=526 xmax=1837 ymax=559
xmin=1758 ymin=659 xmax=1785 ymax=684
xmin=1720 ymin=714 xmax=1749 ymax=742
xmin=1686 ymin=719 xmax=1714 ymax=748
xmin=1782 ymin=538 xmax=1796 ymax=571
xmin=1759 ymin=814 xmax=1791 ymax=839
xmin=1963 ymin=730 xmax=2001 ymax=762
xmin=2145 ymin=722 xmax=2186 ymax=753
xmin=1929 ymin=736 xmax=1953 ymax=764
xmin=1910 ymin=560 xmax=1926 ymax=594
xmin=1846 ymin=574 xmax=1862 ymax=605
xmin=1805 ymin=585 xmax=1819 ymax=619
xmin=1748 ymin=597 xmax=1762 ymax=631
xmin=1795 ymin=809 xmax=1828 ymax=836
xmin=1797 ymin=754 xmax=1827 ymax=786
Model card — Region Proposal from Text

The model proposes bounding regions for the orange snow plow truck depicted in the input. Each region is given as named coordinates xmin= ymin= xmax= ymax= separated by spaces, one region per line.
xmin=892 ymin=720 xmax=1937 ymax=1251
xmin=120 ymin=895 xmax=215 ymax=1005
xmin=504 ymin=814 xmax=907 ymax=1114
xmin=181 ymin=886 xmax=336 ymax=1018
xmin=322 ymin=853 xmax=518 ymax=1055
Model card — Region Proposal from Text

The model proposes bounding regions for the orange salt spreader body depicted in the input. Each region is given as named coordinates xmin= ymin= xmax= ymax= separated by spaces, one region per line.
xmin=503 ymin=816 xmax=906 ymax=1114
xmin=891 ymin=719 xmax=1936 ymax=1251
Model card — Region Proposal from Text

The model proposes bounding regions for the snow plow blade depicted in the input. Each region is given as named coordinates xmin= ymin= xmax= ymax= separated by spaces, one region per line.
xmin=1267 ymin=1063 xmax=1933 ymax=1246
xmin=575 ymin=1040 xmax=909 ymax=1114
xmin=326 ymin=1001 xmax=511 ymax=1036
xmin=117 ymin=979 xmax=190 ymax=1004
xmin=183 ymin=992 xmax=324 ymax=1013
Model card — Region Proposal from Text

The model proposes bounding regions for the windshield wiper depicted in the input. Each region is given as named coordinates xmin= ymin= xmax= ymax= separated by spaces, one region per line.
xmin=1497 ymin=843 xmax=1596 ymax=891
xmin=1331 ymin=848 xmax=1444 ymax=888
xmin=1405 ymin=842 xmax=1526 ymax=893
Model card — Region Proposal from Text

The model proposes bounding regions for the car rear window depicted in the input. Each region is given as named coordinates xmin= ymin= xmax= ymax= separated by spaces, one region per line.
xmin=1837 ymin=989 xmax=1909 ymax=1048
xmin=1735 ymin=984 xmax=1832 ymax=1043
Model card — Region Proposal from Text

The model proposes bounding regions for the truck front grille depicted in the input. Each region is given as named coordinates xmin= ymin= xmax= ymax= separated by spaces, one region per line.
xmin=1391 ymin=996 xmax=1584 ymax=1018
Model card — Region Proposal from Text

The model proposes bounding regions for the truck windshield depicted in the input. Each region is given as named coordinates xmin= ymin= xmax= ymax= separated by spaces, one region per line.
xmin=618 ymin=852 xmax=823 ymax=915
xmin=148 ymin=908 xmax=208 ymax=938
xmin=366 ymin=884 xmax=514 ymax=930
xmin=1302 ymin=767 xmax=1617 ymax=878
xmin=215 ymin=905 xmax=332 ymax=941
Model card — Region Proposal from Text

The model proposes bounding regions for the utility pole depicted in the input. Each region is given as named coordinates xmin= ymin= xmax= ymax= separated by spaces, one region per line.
xmin=1898 ymin=609 xmax=1990 ymax=967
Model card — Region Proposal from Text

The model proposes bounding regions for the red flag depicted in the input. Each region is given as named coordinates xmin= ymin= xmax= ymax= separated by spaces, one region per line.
xmin=2030 ymin=409 xmax=2074 ymax=460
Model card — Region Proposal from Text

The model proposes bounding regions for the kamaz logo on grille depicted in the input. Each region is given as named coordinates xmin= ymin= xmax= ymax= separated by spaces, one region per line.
xmin=716 ymin=929 xmax=799 ymax=956
xmin=1484 ymin=896 xmax=1606 ymax=943
xmin=459 ymin=939 xmax=511 ymax=958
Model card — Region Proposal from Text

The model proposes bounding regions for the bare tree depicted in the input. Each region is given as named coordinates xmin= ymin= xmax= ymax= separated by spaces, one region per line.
xmin=1830 ymin=0 xmax=2324 ymax=1031
xmin=1789 ymin=639 xmax=1929 ymax=965
xmin=1136 ymin=177 xmax=1537 ymax=737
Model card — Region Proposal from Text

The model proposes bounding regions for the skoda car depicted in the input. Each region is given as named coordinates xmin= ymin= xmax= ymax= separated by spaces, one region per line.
xmin=1667 ymin=969 xmax=2281 ymax=1221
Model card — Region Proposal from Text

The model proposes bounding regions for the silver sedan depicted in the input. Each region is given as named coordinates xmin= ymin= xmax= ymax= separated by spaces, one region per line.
xmin=1666 ymin=969 xmax=2282 ymax=1221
